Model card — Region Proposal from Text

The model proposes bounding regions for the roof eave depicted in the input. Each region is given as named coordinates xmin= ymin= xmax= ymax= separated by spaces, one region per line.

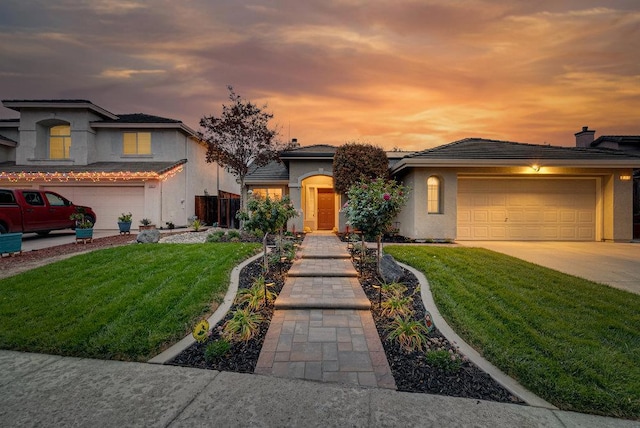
xmin=391 ymin=158 xmax=640 ymax=173
xmin=90 ymin=121 xmax=198 ymax=137
xmin=2 ymin=100 xmax=119 ymax=120
xmin=245 ymin=179 xmax=290 ymax=185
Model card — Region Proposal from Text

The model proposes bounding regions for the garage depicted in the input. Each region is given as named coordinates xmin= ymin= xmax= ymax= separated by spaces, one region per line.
xmin=44 ymin=185 xmax=145 ymax=229
xmin=457 ymin=178 xmax=597 ymax=241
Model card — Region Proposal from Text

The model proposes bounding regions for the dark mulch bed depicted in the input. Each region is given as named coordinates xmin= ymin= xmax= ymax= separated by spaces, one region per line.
xmin=356 ymin=251 xmax=524 ymax=404
xmin=169 ymin=259 xmax=290 ymax=372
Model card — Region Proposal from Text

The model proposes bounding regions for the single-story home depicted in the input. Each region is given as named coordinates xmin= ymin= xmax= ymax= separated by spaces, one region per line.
xmin=245 ymin=131 xmax=640 ymax=242
xmin=0 ymin=99 xmax=240 ymax=229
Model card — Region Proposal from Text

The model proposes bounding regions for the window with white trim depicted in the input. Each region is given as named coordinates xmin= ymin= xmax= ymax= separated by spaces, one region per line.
xmin=123 ymin=132 xmax=151 ymax=155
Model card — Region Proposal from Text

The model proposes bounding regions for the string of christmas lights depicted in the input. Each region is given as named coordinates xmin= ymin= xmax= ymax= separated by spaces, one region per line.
xmin=0 ymin=164 xmax=183 ymax=183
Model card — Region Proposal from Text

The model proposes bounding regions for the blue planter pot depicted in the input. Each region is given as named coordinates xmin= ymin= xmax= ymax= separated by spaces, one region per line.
xmin=0 ymin=232 xmax=22 ymax=256
xmin=75 ymin=228 xmax=93 ymax=243
xmin=118 ymin=221 xmax=132 ymax=234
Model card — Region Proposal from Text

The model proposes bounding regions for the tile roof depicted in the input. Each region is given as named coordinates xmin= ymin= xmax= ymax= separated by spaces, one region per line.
xmin=279 ymin=144 xmax=337 ymax=158
xmin=103 ymin=113 xmax=183 ymax=124
xmin=404 ymin=138 xmax=640 ymax=161
xmin=592 ymin=136 xmax=640 ymax=146
xmin=0 ymin=159 xmax=187 ymax=175
xmin=245 ymin=160 xmax=289 ymax=182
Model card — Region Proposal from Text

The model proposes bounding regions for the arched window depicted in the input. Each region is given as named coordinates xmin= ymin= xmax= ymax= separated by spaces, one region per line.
xmin=427 ymin=176 xmax=442 ymax=214
xmin=49 ymin=125 xmax=71 ymax=159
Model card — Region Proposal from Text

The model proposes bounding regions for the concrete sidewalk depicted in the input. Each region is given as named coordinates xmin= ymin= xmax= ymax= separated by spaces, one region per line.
xmin=1 ymin=350 xmax=635 ymax=427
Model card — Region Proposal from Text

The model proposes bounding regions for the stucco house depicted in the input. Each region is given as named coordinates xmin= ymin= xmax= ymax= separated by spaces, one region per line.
xmin=245 ymin=134 xmax=640 ymax=242
xmin=0 ymin=99 xmax=239 ymax=229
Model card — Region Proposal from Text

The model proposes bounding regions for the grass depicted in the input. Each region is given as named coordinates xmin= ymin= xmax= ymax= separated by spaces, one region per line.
xmin=0 ymin=243 xmax=260 ymax=362
xmin=385 ymin=245 xmax=640 ymax=420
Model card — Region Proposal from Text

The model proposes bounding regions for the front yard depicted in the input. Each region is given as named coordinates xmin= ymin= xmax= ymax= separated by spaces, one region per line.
xmin=1 ymin=241 xmax=638 ymax=419
xmin=384 ymin=245 xmax=640 ymax=420
xmin=0 ymin=243 xmax=260 ymax=361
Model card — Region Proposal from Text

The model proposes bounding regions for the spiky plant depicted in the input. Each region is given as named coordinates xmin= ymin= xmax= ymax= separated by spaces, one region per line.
xmin=222 ymin=308 xmax=264 ymax=342
xmin=380 ymin=294 xmax=413 ymax=318
xmin=386 ymin=316 xmax=429 ymax=353
xmin=235 ymin=276 xmax=276 ymax=310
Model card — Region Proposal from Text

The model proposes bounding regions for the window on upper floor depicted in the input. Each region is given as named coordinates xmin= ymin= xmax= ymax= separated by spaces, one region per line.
xmin=427 ymin=176 xmax=442 ymax=214
xmin=123 ymin=132 xmax=151 ymax=155
xmin=251 ymin=188 xmax=283 ymax=200
xmin=49 ymin=125 xmax=71 ymax=159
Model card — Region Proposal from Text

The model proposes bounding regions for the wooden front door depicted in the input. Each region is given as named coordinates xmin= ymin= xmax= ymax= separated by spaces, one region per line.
xmin=317 ymin=189 xmax=335 ymax=230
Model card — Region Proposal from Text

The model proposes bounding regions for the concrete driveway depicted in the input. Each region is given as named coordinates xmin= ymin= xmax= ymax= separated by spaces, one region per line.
xmin=458 ymin=241 xmax=640 ymax=295
xmin=20 ymin=229 xmax=127 ymax=252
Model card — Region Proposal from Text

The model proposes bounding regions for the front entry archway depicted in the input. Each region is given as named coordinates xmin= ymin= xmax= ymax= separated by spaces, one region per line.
xmin=301 ymin=175 xmax=337 ymax=231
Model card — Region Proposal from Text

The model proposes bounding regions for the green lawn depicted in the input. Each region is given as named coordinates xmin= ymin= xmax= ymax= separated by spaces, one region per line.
xmin=385 ymin=245 xmax=640 ymax=419
xmin=0 ymin=243 xmax=260 ymax=361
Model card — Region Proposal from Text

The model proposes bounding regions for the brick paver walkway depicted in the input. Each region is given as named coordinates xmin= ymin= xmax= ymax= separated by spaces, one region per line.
xmin=255 ymin=232 xmax=396 ymax=389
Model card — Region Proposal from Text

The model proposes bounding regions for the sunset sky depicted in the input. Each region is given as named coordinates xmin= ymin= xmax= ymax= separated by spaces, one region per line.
xmin=0 ymin=0 xmax=638 ymax=150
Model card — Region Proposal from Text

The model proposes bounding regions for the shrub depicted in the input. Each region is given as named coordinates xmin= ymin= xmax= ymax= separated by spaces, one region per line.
xmin=204 ymin=339 xmax=231 ymax=361
xmin=426 ymin=349 xmax=462 ymax=373
xmin=333 ymin=142 xmax=389 ymax=194
xmin=344 ymin=177 xmax=408 ymax=243
xmin=207 ymin=231 xmax=226 ymax=242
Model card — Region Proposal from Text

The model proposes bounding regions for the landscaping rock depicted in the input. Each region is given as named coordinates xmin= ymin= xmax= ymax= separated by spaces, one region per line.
xmin=379 ymin=254 xmax=405 ymax=283
xmin=137 ymin=229 xmax=160 ymax=244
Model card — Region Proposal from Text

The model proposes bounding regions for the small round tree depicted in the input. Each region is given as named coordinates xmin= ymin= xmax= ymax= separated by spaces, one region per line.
xmin=333 ymin=142 xmax=389 ymax=195
xmin=343 ymin=177 xmax=408 ymax=263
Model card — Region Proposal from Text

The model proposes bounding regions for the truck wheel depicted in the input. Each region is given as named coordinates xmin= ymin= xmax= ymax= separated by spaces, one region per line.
xmin=0 ymin=224 xmax=7 ymax=234
xmin=85 ymin=215 xmax=95 ymax=227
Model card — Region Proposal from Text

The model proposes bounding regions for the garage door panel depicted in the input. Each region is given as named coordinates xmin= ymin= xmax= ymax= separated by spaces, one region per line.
xmin=44 ymin=186 xmax=145 ymax=229
xmin=490 ymin=210 xmax=507 ymax=222
xmin=473 ymin=211 xmax=489 ymax=222
xmin=458 ymin=179 xmax=596 ymax=241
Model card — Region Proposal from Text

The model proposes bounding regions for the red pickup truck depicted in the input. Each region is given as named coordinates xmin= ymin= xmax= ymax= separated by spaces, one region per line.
xmin=0 ymin=189 xmax=97 ymax=235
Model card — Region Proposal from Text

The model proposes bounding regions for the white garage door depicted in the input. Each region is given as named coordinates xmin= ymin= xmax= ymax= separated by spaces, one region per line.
xmin=457 ymin=178 xmax=596 ymax=241
xmin=44 ymin=186 xmax=145 ymax=229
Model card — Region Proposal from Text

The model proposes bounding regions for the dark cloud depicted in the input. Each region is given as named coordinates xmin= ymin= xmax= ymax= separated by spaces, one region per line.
xmin=0 ymin=0 xmax=639 ymax=149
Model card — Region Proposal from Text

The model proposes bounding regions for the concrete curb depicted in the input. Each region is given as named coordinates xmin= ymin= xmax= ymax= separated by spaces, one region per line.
xmin=398 ymin=261 xmax=558 ymax=409
xmin=148 ymin=252 xmax=264 ymax=364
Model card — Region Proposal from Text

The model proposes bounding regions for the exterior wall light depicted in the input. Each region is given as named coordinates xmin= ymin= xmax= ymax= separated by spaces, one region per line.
xmin=531 ymin=164 xmax=540 ymax=172
xmin=619 ymin=175 xmax=632 ymax=181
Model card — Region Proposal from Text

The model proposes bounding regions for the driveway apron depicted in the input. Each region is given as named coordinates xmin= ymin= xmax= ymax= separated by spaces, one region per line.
xmin=255 ymin=232 xmax=396 ymax=389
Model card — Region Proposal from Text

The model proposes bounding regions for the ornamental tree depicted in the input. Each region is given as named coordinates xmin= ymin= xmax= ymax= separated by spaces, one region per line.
xmin=333 ymin=142 xmax=389 ymax=195
xmin=200 ymin=86 xmax=293 ymax=211
xmin=343 ymin=177 xmax=408 ymax=260
xmin=237 ymin=194 xmax=299 ymax=272
xmin=237 ymin=194 xmax=298 ymax=236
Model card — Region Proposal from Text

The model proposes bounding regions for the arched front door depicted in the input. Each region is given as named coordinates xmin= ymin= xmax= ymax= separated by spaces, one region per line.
xmin=317 ymin=188 xmax=335 ymax=230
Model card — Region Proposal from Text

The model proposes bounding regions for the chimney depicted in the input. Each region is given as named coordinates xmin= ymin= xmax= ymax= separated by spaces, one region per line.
xmin=575 ymin=126 xmax=595 ymax=148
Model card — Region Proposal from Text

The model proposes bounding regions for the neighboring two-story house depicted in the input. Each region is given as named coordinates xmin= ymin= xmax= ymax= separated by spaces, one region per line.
xmin=0 ymin=100 xmax=239 ymax=229
xmin=246 ymin=134 xmax=640 ymax=242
